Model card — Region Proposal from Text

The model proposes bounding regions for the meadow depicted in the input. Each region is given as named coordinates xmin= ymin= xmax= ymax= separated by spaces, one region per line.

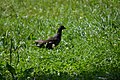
xmin=0 ymin=0 xmax=120 ymax=80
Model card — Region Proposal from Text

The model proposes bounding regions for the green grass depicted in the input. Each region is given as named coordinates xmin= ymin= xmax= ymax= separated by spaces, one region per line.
xmin=0 ymin=0 xmax=120 ymax=80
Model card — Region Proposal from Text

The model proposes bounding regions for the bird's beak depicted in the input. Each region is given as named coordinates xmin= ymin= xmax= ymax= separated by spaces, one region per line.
xmin=64 ymin=27 xmax=66 ymax=29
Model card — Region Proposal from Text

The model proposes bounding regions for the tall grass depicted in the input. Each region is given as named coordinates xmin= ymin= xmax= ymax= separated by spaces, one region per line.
xmin=0 ymin=0 xmax=120 ymax=79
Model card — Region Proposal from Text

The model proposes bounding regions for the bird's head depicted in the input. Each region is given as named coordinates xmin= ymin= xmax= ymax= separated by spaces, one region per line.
xmin=57 ymin=25 xmax=66 ymax=33
xmin=60 ymin=25 xmax=66 ymax=30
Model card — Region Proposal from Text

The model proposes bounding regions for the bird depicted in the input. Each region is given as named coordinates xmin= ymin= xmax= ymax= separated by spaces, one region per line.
xmin=35 ymin=25 xmax=66 ymax=49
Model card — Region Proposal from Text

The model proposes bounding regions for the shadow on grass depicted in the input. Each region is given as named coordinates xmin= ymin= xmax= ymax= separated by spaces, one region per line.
xmin=0 ymin=64 xmax=120 ymax=80
xmin=34 ymin=71 xmax=119 ymax=80
xmin=19 ymin=69 xmax=120 ymax=80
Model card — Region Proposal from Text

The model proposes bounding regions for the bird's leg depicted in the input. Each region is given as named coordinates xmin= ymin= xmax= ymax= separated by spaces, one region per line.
xmin=46 ymin=43 xmax=53 ymax=49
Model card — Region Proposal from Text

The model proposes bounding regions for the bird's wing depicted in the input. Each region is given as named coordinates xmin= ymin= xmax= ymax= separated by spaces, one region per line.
xmin=35 ymin=34 xmax=58 ymax=44
xmin=46 ymin=36 xmax=58 ymax=43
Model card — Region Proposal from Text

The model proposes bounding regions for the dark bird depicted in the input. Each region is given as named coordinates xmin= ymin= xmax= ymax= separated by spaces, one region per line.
xmin=35 ymin=25 xmax=66 ymax=49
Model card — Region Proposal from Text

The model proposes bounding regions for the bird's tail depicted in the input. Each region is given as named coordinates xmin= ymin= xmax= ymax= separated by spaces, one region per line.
xmin=35 ymin=40 xmax=46 ymax=48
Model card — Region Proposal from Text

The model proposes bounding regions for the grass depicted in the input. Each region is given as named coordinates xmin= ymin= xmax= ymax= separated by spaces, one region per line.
xmin=0 ymin=0 xmax=120 ymax=80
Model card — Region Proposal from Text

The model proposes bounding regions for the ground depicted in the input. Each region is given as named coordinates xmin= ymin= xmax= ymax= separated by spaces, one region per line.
xmin=0 ymin=0 xmax=120 ymax=80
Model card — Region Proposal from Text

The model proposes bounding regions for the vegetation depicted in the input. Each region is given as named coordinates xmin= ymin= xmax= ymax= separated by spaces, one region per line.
xmin=0 ymin=0 xmax=120 ymax=80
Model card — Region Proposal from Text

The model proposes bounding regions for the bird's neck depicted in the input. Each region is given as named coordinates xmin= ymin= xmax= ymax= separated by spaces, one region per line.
xmin=57 ymin=31 xmax=62 ymax=36
xmin=56 ymin=30 xmax=62 ymax=39
xmin=57 ymin=29 xmax=62 ymax=35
